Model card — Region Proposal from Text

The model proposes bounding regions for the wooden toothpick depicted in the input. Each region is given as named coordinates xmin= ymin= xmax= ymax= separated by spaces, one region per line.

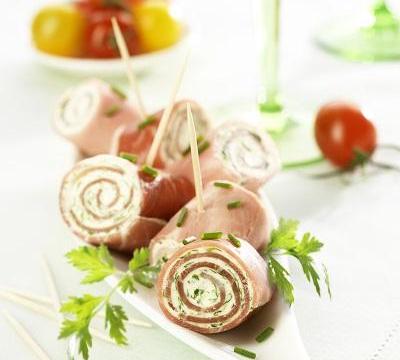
xmin=2 ymin=310 xmax=51 ymax=360
xmin=146 ymin=50 xmax=190 ymax=166
xmin=111 ymin=17 xmax=147 ymax=120
xmin=186 ymin=103 xmax=205 ymax=212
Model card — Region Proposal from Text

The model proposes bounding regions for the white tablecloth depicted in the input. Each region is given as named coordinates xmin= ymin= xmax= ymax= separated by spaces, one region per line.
xmin=1 ymin=0 xmax=400 ymax=359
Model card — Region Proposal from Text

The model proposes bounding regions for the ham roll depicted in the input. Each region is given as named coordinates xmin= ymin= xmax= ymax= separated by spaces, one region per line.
xmin=111 ymin=100 xmax=210 ymax=168
xmin=149 ymin=181 xmax=271 ymax=265
xmin=169 ymin=122 xmax=281 ymax=192
xmin=54 ymin=79 xmax=140 ymax=156
xmin=59 ymin=155 xmax=194 ymax=252
xmin=157 ymin=237 xmax=273 ymax=334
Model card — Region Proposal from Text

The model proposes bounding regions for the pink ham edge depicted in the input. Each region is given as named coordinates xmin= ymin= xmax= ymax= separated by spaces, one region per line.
xmin=168 ymin=121 xmax=281 ymax=192
xmin=157 ymin=238 xmax=273 ymax=334
xmin=149 ymin=180 xmax=271 ymax=265
xmin=54 ymin=78 xmax=141 ymax=156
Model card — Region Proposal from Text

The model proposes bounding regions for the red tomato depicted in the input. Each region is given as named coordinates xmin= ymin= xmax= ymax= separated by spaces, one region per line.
xmin=74 ymin=0 xmax=142 ymax=13
xmin=83 ymin=8 xmax=140 ymax=58
xmin=315 ymin=102 xmax=377 ymax=168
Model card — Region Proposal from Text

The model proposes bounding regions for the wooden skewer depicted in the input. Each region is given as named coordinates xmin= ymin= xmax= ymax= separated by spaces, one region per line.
xmin=2 ymin=309 xmax=51 ymax=360
xmin=186 ymin=103 xmax=205 ymax=212
xmin=111 ymin=17 xmax=147 ymax=120
xmin=0 ymin=291 xmax=114 ymax=344
xmin=0 ymin=286 xmax=52 ymax=305
xmin=0 ymin=286 xmax=152 ymax=329
xmin=146 ymin=50 xmax=190 ymax=166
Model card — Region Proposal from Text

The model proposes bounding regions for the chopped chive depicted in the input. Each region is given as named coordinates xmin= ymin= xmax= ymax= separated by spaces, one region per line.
xmin=182 ymin=135 xmax=205 ymax=156
xmin=138 ymin=116 xmax=156 ymax=130
xmin=255 ymin=326 xmax=274 ymax=343
xmin=227 ymin=200 xmax=242 ymax=209
xmin=110 ymin=85 xmax=126 ymax=100
xmin=182 ymin=236 xmax=196 ymax=245
xmin=201 ymin=232 xmax=223 ymax=240
xmin=119 ymin=152 xmax=138 ymax=164
xmin=214 ymin=181 xmax=233 ymax=189
xmin=227 ymin=233 xmax=241 ymax=248
xmin=176 ymin=207 xmax=188 ymax=227
xmin=141 ymin=164 xmax=158 ymax=178
xmin=233 ymin=347 xmax=256 ymax=359
xmin=198 ymin=140 xmax=210 ymax=154
xmin=104 ymin=104 xmax=121 ymax=117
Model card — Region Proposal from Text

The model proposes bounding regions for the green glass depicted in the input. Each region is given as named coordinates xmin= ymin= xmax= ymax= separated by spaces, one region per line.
xmin=254 ymin=0 xmax=291 ymax=136
xmin=316 ymin=1 xmax=400 ymax=61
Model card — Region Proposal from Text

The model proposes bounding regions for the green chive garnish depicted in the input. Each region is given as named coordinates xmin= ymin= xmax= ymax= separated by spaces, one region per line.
xmin=141 ymin=164 xmax=158 ymax=178
xmin=110 ymin=85 xmax=126 ymax=100
xmin=138 ymin=116 xmax=156 ymax=130
xmin=227 ymin=200 xmax=242 ymax=209
xmin=176 ymin=207 xmax=188 ymax=227
xmin=182 ymin=236 xmax=196 ymax=245
xmin=182 ymin=135 xmax=205 ymax=156
xmin=201 ymin=232 xmax=223 ymax=240
xmin=104 ymin=104 xmax=121 ymax=117
xmin=255 ymin=326 xmax=274 ymax=343
xmin=228 ymin=233 xmax=241 ymax=248
xmin=214 ymin=181 xmax=233 ymax=189
xmin=198 ymin=140 xmax=210 ymax=154
xmin=119 ymin=152 xmax=138 ymax=164
xmin=233 ymin=347 xmax=256 ymax=359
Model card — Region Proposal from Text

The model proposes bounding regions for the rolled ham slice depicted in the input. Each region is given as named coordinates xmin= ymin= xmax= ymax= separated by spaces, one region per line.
xmin=59 ymin=155 xmax=194 ymax=252
xmin=111 ymin=100 xmax=210 ymax=168
xmin=157 ymin=237 xmax=273 ymax=334
xmin=149 ymin=181 xmax=271 ymax=265
xmin=54 ymin=79 xmax=140 ymax=156
xmin=169 ymin=122 xmax=281 ymax=192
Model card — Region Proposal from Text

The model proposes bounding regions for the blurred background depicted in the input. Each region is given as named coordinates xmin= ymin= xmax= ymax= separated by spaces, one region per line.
xmin=1 ymin=0 xmax=400 ymax=359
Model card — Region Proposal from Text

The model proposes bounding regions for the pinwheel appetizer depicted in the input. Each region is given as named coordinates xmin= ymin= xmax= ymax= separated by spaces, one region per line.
xmin=53 ymin=78 xmax=140 ymax=156
xmin=59 ymin=154 xmax=194 ymax=252
xmin=169 ymin=121 xmax=281 ymax=192
xmin=111 ymin=100 xmax=211 ymax=168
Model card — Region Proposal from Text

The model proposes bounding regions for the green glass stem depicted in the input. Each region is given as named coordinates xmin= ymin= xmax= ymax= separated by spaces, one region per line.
xmin=255 ymin=0 xmax=283 ymax=113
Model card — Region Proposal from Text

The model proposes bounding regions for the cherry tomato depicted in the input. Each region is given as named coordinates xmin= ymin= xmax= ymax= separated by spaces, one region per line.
xmin=315 ymin=102 xmax=377 ymax=168
xmin=84 ymin=9 xmax=140 ymax=58
xmin=133 ymin=1 xmax=181 ymax=52
xmin=32 ymin=5 xmax=85 ymax=57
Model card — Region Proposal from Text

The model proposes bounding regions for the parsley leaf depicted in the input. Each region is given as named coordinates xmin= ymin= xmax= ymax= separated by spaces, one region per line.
xmin=105 ymin=303 xmax=128 ymax=345
xmin=128 ymin=248 xmax=150 ymax=271
xmin=66 ymin=245 xmax=115 ymax=284
xmin=264 ymin=218 xmax=331 ymax=304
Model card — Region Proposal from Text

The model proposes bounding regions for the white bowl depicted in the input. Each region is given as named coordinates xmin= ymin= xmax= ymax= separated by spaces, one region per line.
xmin=31 ymin=25 xmax=191 ymax=76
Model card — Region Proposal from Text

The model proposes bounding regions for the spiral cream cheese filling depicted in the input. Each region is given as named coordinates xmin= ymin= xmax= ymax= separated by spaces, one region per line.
xmin=161 ymin=105 xmax=209 ymax=165
xmin=159 ymin=245 xmax=254 ymax=332
xmin=60 ymin=155 xmax=142 ymax=241
xmin=217 ymin=128 xmax=271 ymax=181
xmin=55 ymin=85 xmax=99 ymax=135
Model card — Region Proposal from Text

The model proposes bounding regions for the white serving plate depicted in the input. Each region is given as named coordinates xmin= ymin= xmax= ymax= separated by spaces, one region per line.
xmin=102 ymin=192 xmax=310 ymax=360
xmin=31 ymin=26 xmax=191 ymax=76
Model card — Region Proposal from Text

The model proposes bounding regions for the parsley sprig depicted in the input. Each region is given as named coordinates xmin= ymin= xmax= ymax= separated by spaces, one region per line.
xmin=263 ymin=218 xmax=331 ymax=305
xmin=59 ymin=245 xmax=159 ymax=360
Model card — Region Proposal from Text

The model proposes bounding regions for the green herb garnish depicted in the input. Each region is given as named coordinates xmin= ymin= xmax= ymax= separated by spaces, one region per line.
xmin=176 ymin=207 xmax=188 ymax=227
xmin=198 ymin=140 xmax=210 ymax=154
xmin=110 ymin=85 xmax=126 ymax=100
xmin=138 ymin=116 xmax=156 ymax=130
xmin=234 ymin=346 xmax=256 ymax=359
xmin=104 ymin=104 xmax=121 ymax=117
xmin=201 ymin=232 xmax=223 ymax=240
xmin=255 ymin=326 xmax=274 ymax=343
xmin=227 ymin=200 xmax=242 ymax=209
xmin=227 ymin=233 xmax=241 ymax=248
xmin=263 ymin=218 xmax=331 ymax=305
xmin=59 ymin=245 xmax=159 ymax=360
xmin=119 ymin=152 xmax=138 ymax=164
xmin=213 ymin=181 xmax=233 ymax=189
xmin=141 ymin=164 xmax=158 ymax=178
xmin=182 ymin=135 xmax=205 ymax=156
